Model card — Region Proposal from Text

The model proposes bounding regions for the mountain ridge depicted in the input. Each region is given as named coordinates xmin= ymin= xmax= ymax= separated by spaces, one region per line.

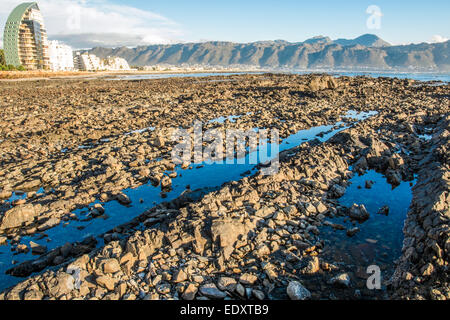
xmin=84 ymin=34 xmax=450 ymax=71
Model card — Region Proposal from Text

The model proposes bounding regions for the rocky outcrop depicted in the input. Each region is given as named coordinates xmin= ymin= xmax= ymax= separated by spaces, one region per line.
xmin=389 ymin=116 xmax=449 ymax=300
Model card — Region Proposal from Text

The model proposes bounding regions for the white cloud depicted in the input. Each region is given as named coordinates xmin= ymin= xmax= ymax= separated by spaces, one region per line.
xmin=429 ymin=35 xmax=449 ymax=43
xmin=0 ymin=0 xmax=185 ymax=49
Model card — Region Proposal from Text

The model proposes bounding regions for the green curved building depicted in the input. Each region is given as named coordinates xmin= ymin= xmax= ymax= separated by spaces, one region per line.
xmin=3 ymin=2 xmax=50 ymax=70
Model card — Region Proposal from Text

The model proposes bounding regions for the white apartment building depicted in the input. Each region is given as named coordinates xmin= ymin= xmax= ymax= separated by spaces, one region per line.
xmin=103 ymin=56 xmax=130 ymax=71
xmin=74 ymin=53 xmax=103 ymax=71
xmin=74 ymin=53 xmax=130 ymax=71
xmin=48 ymin=41 xmax=74 ymax=71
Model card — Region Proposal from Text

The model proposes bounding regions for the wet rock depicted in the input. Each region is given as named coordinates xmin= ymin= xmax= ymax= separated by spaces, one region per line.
xmin=365 ymin=180 xmax=373 ymax=189
xmin=18 ymin=179 xmax=41 ymax=191
xmin=386 ymin=170 xmax=401 ymax=186
xmin=287 ymin=281 xmax=311 ymax=300
xmin=30 ymin=241 xmax=47 ymax=255
xmin=161 ymin=176 xmax=172 ymax=189
xmin=90 ymin=204 xmax=105 ymax=217
xmin=348 ymin=204 xmax=370 ymax=222
xmin=346 ymin=227 xmax=360 ymax=237
xmin=60 ymin=242 xmax=73 ymax=257
xmin=377 ymin=206 xmax=390 ymax=216
xmin=115 ymin=192 xmax=131 ymax=205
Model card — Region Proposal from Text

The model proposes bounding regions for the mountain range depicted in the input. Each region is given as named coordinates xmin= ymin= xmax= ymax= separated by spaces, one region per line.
xmin=85 ymin=34 xmax=450 ymax=71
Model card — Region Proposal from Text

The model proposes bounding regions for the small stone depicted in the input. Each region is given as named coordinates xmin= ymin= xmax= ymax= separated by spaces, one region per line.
xmin=255 ymin=244 xmax=271 ymax=257
xmin=239 ymin=273 xmax=258 ymax=285
xmin=173 ymin=269 xmax=188 ymax=283
xmin=96 ymin=275 xmax=117 ymax=291
xmin=315 ymin=202 xmax=327 ymax=214
xmin=217 ymin=277 xmax=237 ymax=291
xmin=287 ymin=281 xmax=311 ymax=300
xmin=346 ymin=227 xmax=360 ymax=237
xmin=182 ymin=283 xmax=198 ymax=300
xmin=330 ymin=184 xmax=346 ymax=198
xmin=253 ymin=289 xmax=265 ymax=300
xmin=156 ymin=283 xmax=171 ymax=295
xmin=115 ymin=192 xmax=131 ymax=205
xmin=330 ymin=273 xmax=351 ymax=288
xmin=161 ymin=176 xmax=172 ymax=189
xmin=102 ymin=258 xmax=121 ymax=274
xmin=377 ymin=206 xmax=390 ymax=216
xmin=303 ymin=256 xmax=320 ymax=274
xmin=235 ymin=283 xmax=245 ymax=297
xmin=49 ymin=273 xmax=75 ymax=297
xmin=199 ymin=283 xmax=227 ymax=299
xmin=421 ymin=263 xmax=434 ymax=276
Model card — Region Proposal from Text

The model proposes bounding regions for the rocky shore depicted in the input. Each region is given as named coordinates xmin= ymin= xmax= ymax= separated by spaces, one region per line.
xmin=0 ymin=73 xmax=448 ymax=300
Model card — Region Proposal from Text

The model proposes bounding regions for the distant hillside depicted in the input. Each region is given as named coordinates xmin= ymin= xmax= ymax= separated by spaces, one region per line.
xmin=85 ymin=34 xmax=450 ymax=71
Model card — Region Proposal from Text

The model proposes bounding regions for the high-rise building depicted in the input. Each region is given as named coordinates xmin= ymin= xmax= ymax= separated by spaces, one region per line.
xmin=48 ymin=41 xmax=74 ymax=71
xmin=3 ymin=2 xmax=50 ymax=70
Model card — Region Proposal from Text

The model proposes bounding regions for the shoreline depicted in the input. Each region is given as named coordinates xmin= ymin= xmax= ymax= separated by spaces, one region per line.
xmin=0 ymin=70 xmax=263 ymax=82
xmin=1 ymin=69 xmax=449 ymax=82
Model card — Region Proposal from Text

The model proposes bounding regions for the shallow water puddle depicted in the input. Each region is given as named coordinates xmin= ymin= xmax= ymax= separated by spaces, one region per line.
xmin=318 ymin=170 xmax=414 ymax=294
xmin=0 ymin=111 xmax=375 ymax=291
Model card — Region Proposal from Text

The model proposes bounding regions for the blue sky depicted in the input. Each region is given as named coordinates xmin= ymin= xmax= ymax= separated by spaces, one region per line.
xmin=1 ymin=0 xmax=449 ymax=48
xmin=116 ymin=0 xmax=449 ymax=44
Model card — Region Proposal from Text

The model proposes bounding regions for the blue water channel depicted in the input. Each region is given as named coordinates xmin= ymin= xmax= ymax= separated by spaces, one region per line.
xmin=319 ymin=170 xmax=414 ymax=290
xmin=0 ymin=110 xmax=376 ymax=291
